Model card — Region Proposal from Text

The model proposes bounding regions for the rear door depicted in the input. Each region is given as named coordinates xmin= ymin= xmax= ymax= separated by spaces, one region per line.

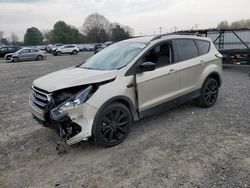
xmin=172 ymin=39 xmax=205 ymax=96
xmin=136 ymin=41 xmax=181 ymax=115
xmin=29 ymin=49 xmax=39 ymax=60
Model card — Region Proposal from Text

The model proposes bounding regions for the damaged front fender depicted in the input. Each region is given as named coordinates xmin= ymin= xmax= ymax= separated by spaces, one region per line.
xmin=50 ymin=103 xmax=97 ymax=146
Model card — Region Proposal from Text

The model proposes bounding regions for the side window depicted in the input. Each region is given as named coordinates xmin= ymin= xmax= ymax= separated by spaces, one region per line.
xmin=174 ymin=39 xmax=199 ymax=61
xmin=30 ymin=49 xmax=39 ymax=52
xmin=195 ymin=40 xmax=210 ymax=55
xmin=21 ymin=49 xmax=29 ymax=53
xmin=142 ymin=42 xmax=172 ymax=68
xmin=1 ymin=47 xmax=7 ymax=52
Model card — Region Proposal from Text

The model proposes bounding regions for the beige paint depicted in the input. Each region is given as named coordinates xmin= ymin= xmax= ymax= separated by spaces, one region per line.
xmin=30 ymin=35 xmax=222 ymax=145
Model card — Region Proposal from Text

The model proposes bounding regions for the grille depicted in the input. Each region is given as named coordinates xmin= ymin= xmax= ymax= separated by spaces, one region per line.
xmin=30 ymin=86 xmax=52 ymax=112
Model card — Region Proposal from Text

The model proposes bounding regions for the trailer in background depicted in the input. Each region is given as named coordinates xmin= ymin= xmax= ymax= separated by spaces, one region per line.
xmin=178 ymin=29 xmax=250 ymax=65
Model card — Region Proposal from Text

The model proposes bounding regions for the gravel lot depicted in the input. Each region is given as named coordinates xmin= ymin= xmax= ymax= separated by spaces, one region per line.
xmin=0 ymin=53 xmax=249 ymax=188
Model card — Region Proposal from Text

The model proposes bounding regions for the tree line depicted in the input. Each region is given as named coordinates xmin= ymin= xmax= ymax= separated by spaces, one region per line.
xmin=1 ymin=13 xmax=133 ymax=46
xmin=26 ymin=13 xmax=133 ymax=45
xmin=217 ymin=19 xmax=250 ymax=29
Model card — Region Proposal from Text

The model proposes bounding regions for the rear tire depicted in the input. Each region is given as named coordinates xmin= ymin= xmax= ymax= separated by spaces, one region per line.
xmin=195 ymin=78 xmax=219 ymax=108
xmin=13 ymin=57 xmax=19 ymax=63
xmin=37 ymin=55 xmax=43 ymax=61
xmin=93 ymin=103 xmax=132 ymax=147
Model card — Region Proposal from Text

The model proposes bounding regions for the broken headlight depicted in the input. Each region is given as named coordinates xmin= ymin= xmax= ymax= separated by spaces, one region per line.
xmin=58 ymin=85 xmax=93 ymax=112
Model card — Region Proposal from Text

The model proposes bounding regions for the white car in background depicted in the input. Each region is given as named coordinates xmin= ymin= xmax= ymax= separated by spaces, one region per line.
xmin=54 ymin=45 xmax=79 ymax=56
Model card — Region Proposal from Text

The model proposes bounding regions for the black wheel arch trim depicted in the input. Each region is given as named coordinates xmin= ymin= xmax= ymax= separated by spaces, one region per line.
xmin=92 ymin=96 xmax=139 ymax=136
xmin=206 ymin=71 xmax=222 ymax=87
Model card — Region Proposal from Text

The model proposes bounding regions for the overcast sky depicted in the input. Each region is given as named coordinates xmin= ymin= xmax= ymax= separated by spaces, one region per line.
xmin=1 ymin=0 xmax=250 ymax=40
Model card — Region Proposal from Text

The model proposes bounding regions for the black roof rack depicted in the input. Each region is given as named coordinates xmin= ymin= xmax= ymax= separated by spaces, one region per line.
xmin=150 ymin=32 xmax=202 ymax=42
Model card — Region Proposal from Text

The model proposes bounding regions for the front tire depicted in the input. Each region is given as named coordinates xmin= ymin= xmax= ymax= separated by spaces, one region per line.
xmin=94 ymin=103 xmax=132 ymax=147
xmin=72 ymin=50 xmax=77 ymax=55
xmin=12 ymin=57 xmax=19 ymax=63
xmin=56 ymin=51 xmax=62 ymax=56
xmin=196 ymin=78 xmax=219 ymax=108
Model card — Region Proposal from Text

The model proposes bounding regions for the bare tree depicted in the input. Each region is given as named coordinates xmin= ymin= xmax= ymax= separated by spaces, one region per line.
xmin=11 ymin=32 xmax=19 ymax=44
xmin=82 ymin=13 xmax=111 ymax=42
xmin=43 ymin=30 xmax=53 ymax=44
xmin=217 ymin=21 xmax=230 ymax=29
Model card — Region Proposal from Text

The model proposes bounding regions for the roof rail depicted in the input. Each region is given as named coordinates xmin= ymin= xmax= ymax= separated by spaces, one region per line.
xmin=150 ymin=32 xmax=202 ymax=42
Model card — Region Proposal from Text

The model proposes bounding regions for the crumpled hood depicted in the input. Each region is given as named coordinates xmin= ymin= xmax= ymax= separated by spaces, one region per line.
xmin=5 ymin=52 xmax=15 ymax=57
xmin=33 ymin=67 xmax=118 ymax=92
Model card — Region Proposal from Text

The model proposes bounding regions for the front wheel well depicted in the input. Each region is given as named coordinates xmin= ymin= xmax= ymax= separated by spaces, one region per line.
xmin=113 ymin=99 xmax=138 ymax=121
xmin=94 ymin=97 xmax=139 ymax=123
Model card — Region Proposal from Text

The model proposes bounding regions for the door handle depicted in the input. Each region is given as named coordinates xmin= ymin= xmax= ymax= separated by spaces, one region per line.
xmin=170 ymin=69 xmax=175 ymax=72
xmin=169 ymin=69 xmax=175 ymax=73
xmin=200 ymin=60 xmax=205 ymax=64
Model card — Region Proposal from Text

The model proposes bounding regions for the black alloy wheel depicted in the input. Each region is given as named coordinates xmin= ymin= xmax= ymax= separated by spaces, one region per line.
xmin=196 ymin=78 xmax=219 ymax=108
xmin=94 ymin=103 xmax=132 ymax=147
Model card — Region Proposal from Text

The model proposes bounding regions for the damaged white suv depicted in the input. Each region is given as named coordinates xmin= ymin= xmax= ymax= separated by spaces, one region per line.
xmin=29 ymin=34 xmax=222 ymax=147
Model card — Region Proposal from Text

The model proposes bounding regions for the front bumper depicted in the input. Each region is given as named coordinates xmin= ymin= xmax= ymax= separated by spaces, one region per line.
xmin=30 ymin=99 xmax=98 ymax=145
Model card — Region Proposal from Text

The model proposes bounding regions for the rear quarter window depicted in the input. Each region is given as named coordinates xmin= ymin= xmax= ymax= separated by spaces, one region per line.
xmin=195 ymin=40 xmax=210 ymax=55
xmin=173 ymin=39 xmax=199 ymax=62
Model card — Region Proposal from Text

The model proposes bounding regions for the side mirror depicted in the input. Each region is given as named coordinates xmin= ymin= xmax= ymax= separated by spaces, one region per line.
xmin=140 ymin=62 xmax=156 ymax=72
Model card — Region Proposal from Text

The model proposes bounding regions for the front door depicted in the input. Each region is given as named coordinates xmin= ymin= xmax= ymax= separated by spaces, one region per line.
xmin=136 ymin=41 xmax=181 ymax=116
xmin=19 ymin=49 xmax=30 ymax=60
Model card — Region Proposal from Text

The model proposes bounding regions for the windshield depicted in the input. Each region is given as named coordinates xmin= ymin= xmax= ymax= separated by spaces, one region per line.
xmin=15 ymin=48 xmax=25 ymax=53
xmin=80 ymin=42 xmax=147 ymax=70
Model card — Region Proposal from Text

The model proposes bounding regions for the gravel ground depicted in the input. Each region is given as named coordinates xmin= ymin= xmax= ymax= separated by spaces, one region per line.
xmin=0 ymin=53 xmax=249 ymax=188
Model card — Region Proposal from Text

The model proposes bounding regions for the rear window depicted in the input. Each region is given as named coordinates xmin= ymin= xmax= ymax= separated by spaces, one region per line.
xmin=174 ymin=39 xmax=199 ymax=61
xmin=195 ymin=40 xmax=210 ymax=55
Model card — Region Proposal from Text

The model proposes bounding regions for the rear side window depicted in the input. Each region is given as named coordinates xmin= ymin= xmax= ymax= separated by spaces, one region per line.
xmin=195 ymin=40 xmax=210 ymax=55
xmin=30 ymin=49 xmax=39 ymax=52
xmin=173 ymin=39 xmax=199 ymax=61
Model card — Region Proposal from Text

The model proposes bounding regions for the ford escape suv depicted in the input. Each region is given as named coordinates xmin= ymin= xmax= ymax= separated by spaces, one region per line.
xmin=29 ymin=34 xmax=222 ymax=147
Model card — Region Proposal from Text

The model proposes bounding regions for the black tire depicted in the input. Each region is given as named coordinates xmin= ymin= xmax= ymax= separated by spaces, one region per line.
xmin=13 ymin=57 xmax=19 ymax=63
xmin=93 ymin=103 xmax=132 ymax=147
xmin=56 ymin=51 xmax=62 ymax=56
xmin=72 ymin=50 xmax=77 ymax=55
xmin=37 ymin=55 xmax=43 ymax=61
xmin=196 ymin=78 xmax=219 ymax=108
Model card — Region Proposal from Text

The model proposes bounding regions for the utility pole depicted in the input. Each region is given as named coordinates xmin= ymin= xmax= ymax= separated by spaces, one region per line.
xmin=174 ymin=26 xmax=177 ymax=32
xmin=195 ymin=24 xmax=198 ymax=30
xmin=159 ymin=26 xmax=162 ymax=34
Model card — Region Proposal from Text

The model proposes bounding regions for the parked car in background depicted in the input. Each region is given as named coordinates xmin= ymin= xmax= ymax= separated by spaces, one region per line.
xmin=0 ymin=46 xmax=21 ymax=58
xmin=94 ymin=41 xmax=113 ymax=54
xmin=5 ymin=48 xmax=47 ymax=62
xmin=54 ymin=44 xmax=79 ymax=56
xmin=29 ymin=34 xmax=222 ymax=147
xmin=46 ymin=44 xmax=63 ymax=53
xmin=78 ymin=44 xmax=95 ymax=52
xmin=36 ymin=45 xmax=46 ymax=51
